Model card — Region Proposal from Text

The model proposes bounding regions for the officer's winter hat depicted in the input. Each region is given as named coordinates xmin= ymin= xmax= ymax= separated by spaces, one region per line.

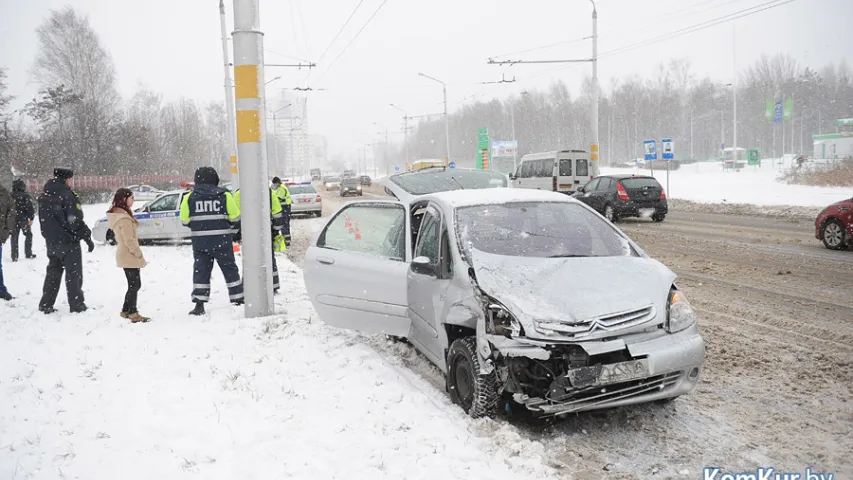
xmin=54 ymin=167 xmax=74 ymax=180
xmin=271 ymin=177 xmax=282 ymax=185
xmin=194 ymin=166 xmax=220 ymax=186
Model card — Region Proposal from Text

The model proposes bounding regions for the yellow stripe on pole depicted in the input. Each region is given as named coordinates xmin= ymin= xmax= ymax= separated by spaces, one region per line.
xmin=236 ymin=110 xmax=261 ymax=143
xmin=234 ymin=65 xmax=259 ymax=99
xmin=229 ymin=155 xmax=238 ymax=174
xmin=590 ymin=143 xmax=600 ymax=161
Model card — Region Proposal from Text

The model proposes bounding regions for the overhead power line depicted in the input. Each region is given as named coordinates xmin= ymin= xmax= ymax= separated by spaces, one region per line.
xmin=602 ymin=0 xmax=800 ymax=57
xmin=309 ymin=0 xmax=366 ymax=75
xmin=313 ymin=0 xmax=391 ymax=85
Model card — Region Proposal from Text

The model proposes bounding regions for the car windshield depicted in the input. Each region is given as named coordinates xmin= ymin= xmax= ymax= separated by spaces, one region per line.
xmin=342 ymin=179 xmax=359 ymax=186
xmin=390 ymin=169 xmax=507 ymax=195
xmin=456 ymin=201 xmax=635 ymax=260
xmin=326 ymin=177 xmax=341 ymax=183
xmin=289 ymin=185 xmax=316 ymax=194
xmin=620 ymin=178 xmax=661 ymax=188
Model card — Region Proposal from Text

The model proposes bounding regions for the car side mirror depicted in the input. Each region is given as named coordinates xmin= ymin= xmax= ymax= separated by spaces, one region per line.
xmin=411 ymin=256 xmax=436 ymax=276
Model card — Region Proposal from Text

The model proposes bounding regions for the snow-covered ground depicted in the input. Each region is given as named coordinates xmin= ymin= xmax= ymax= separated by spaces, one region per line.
xmin=602 ymin=158 xmax=851 ymax=207
xmin=0 ymin=206 xmax=555 ymax=480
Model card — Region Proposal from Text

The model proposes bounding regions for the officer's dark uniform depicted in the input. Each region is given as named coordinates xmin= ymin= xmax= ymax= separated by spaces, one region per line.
xmin=180 ymin=167 xmax=243 ymax=315
xmin=11 ymin=179 xmax=36 ymax=261
xmin=37 ymin=168 xmax=94 ymax=314
xmin=234 ymin=187 xmax=283 ymax=292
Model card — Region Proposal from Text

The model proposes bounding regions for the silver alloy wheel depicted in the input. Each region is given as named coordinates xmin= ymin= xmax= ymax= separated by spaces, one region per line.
xmin=824 ymin=222 xmax=844 ymax=248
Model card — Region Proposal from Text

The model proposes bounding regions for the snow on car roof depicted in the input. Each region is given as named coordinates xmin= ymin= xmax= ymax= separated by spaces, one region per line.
xmin=424 ymin=188 xmax=575 ymax=209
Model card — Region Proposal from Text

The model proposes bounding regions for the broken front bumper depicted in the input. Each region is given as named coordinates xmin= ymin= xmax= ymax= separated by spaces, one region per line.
xmin=505 ymin=325 xmax=705 ymax=416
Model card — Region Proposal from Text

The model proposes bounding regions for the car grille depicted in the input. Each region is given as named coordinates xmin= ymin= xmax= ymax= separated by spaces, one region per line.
xmin=534 ymin=305 xmax=656 ymax=339
xmin=522 ymin=371 xmax=683 ymax=415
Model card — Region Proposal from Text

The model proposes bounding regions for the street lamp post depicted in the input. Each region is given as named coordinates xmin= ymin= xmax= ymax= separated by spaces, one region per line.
xmin=374 ymin=122 xmax=388 ymax=177
xmin=219 ymin=0 xmax=239 ymax=187
xmin=271 ymin=103 xmax=291 ymax=176
xmin=418 ymin=73 xmax=450 ymax=165
xmin=590 ymin=0 xmax=600 ymax=169
xmin=390 ymin=104 xmax=409 ymax=170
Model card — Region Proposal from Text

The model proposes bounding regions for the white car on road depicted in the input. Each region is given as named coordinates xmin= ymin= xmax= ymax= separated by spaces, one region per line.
xmin=304 ymin=172 xmax=705 ymax=418
xmin=288 ymin=182 xmax=323 ymax=217
xmin=92 ymin=190 xmax=190 ymax=244
xmin=127 ymin=184 xmax=166 ymax=202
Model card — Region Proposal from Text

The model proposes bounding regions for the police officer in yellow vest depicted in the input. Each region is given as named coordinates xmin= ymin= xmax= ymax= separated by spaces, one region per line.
xmin=271 ymin=177 xmax=292 ymax=243
xmin=233 ymin=187 xmax=284 ymax=293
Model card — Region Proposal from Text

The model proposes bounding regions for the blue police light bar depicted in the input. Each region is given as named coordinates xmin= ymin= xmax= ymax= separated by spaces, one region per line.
xmin=300 ymin=181 xmax=312 ymax=184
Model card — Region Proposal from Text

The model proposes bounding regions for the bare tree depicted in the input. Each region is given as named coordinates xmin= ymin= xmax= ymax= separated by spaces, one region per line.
xmin=31 ymin=7 xmax=120 ymax=173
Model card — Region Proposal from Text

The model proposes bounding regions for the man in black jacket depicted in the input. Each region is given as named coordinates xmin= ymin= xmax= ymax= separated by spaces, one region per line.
xmin=37 ymin=168 xmax=95 ymax=314
xmin=10 ymin=179 xmax=36 ymax=262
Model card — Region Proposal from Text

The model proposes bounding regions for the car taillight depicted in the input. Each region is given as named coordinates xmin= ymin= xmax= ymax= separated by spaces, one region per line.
xmin=552 ymin=176 xmax=557 ymax=191
xmin=316 ymin=195 xmax=322 ymax=202
xmin=617 ymin=182 xmax=630 ymax=200
xmin=660 ymin=188 xmax=666 ymax=199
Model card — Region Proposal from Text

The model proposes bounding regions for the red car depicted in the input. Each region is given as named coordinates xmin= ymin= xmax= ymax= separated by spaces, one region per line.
xmin=815 ymin=197 xmax=853 ymax=250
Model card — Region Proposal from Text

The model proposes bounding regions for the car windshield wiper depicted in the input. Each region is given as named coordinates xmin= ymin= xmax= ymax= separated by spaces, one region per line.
xmin=547 ymin=254 xmax=592 ymax=258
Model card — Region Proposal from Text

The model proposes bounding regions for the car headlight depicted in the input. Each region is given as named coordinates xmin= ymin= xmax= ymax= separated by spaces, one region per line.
xmin=486 ymin=300 xmax=523 ymax=338
xmin=666 ymin=288 xmax=696 ymax=333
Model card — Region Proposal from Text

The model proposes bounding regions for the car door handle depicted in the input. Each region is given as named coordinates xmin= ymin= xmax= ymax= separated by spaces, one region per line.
xmin=316 ymin=257 xmax=335 ymax=265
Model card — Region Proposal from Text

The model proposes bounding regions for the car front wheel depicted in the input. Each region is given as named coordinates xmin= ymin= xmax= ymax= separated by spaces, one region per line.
xmin=822 ymin=219 xmax=847 ymax=250
xmin=446 ymin=337 xmax=499 ymax=418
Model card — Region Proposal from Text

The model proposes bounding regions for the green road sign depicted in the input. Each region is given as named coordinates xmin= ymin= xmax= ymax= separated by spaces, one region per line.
xmin=748 ymin=148 xmax=761 ymax=166
xmin=477 ymin=127 xmax=490 ymax=169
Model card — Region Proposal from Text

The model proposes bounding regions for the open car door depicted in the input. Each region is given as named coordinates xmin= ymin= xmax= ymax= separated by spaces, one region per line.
xmin=303 ymin=201 xmax=411 ymax=337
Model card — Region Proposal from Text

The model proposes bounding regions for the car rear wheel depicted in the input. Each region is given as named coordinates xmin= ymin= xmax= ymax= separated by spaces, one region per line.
xmin=446 ymin=337 xmax=499 ymax=418
xmin=822 ymin=220 xmax=847 ymax=250
xmin=604 ymin=204 xmax=617 ymax=223
xmin=652 ymin=211 xmax=666 ymax=222
xmin=105 ymin=229 xmax=117 ymax=246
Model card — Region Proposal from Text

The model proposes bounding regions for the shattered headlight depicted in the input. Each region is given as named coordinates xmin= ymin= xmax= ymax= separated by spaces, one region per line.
xmin=486 ymin=301 xmax=523 ymax=338
xmin=666 ymin=288 xmax=696 ymax=333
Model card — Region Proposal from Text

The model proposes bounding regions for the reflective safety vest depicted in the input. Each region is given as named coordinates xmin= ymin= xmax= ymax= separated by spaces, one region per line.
xmin=179 ymin=184 xmax=241 ymax=248
xmin=234 ymin=188 xmax=284 ymax=233
xmin=274 ymin=184 xmax=292 ymax=206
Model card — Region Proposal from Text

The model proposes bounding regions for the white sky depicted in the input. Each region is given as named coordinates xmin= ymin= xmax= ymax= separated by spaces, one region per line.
xmin=1 ymin=0 xmax=851 ymax=157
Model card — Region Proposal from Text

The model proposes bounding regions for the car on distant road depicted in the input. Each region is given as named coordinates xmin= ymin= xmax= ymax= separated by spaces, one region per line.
xmin=339 ymin=178 xmax=363 ymax=197
xmin=323 ymin=177 xmax=342 ymax=191
xmin=573 ymin=174 xmax=667 ymax=223
xmin=93 ymin=190 xmax=191 ymax=245
xmin=303 ymin=188 xmax=705 ymax=418
xmin=359 ymin=175 xmax=372 ymax=186
xmin=127 ymin=184 xmax=165 ymax=202
xmin=288 ymin=182 xmax=323 ymax=217
xmin=815 ymin=196 xmax=853 ymax=250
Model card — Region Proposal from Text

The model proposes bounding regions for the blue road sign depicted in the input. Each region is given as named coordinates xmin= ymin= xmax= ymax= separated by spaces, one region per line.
xmin=774 ymin=100 xmax=783 ymax=123
xmin=394 ymin=165 xmax=400 ymax=172
xmin=448 ymin=161 xmax=456 ymax=169
xmin=661 ymin=138 xmax=674 ymax=160
xmin=643 ymin=140 xmax=657 ymax=161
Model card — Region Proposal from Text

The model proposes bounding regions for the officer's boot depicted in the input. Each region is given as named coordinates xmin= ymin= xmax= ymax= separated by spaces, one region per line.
xmin=189 ymin=301 xmax=206 ymax=316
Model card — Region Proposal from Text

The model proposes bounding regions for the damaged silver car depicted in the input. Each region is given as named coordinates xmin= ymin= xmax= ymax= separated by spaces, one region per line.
xmin=303 ymin=188 xmax=705 ymax=418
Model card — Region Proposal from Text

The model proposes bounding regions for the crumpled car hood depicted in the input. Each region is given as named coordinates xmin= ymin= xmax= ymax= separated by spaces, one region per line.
xmin=471 ymin=249 xmax=676 ymax=340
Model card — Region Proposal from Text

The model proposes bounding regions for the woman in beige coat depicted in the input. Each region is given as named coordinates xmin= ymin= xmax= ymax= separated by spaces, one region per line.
xmin=107 ymin=188 xmax=149 ymax=323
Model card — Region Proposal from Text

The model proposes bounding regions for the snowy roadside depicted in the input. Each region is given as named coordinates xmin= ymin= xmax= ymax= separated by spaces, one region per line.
xmin=0 ymin=213 xmax=557 ymax=480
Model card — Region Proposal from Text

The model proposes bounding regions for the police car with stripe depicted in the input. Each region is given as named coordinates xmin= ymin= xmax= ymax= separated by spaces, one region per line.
xmin=92 ymin=189 xmax=192 ymax=244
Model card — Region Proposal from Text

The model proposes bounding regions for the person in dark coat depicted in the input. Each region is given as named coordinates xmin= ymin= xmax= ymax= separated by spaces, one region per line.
xmin=0 ymin=183 xmax=16 ymax=300
xmin=10 ymin=179 xmax=36 ymax=261
xmin=179 ymin=166 xmax=243 ymax=315
xmin=37 ymin=168 xmax=95 ymax=314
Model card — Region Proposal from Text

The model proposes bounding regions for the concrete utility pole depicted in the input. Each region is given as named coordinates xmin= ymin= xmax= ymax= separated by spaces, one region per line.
xmin=418 ymin=73 xmax=450 ymax=165
xmin=590 ymin=0 xmax=600 ymax=167
xmin=220 ymin=0 xmax=239 ymax=188
xmin=232 ymin=0 xmax=274 ymax=317
xmin=373 ymin=122 xmax=388 ymax=177
xmin=271 ymin=103 xmax=291 ymax=176
xmin=390 ymin=104 xmax=409 ymax=169
xmin=732 ymin=24 xmax=737 ymax=157
xmin=487 ymin=0 xmax=599 ymax=167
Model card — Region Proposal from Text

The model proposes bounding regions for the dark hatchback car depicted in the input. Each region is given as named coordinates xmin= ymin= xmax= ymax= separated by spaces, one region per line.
xmin=573 ymin=174 xmax=667 ymax=222
xmin=359 ymin=175 xmax=372 ymax=186
xmin=339 ymin=178 xmax=363 ymax=197
xmin=815 ymin=196 xmax=853 ymax=250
